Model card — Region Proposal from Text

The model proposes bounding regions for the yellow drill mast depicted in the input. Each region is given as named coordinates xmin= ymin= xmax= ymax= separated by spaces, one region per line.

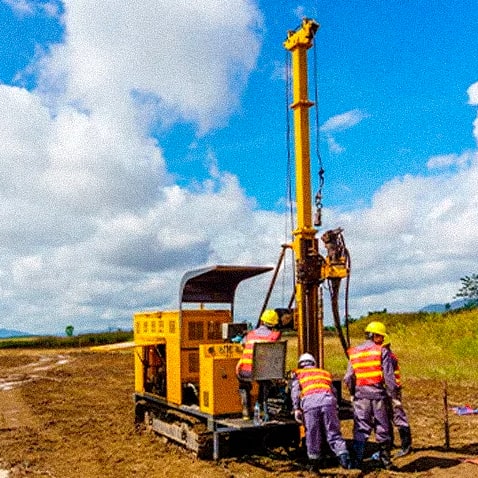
xmin=284 ymin=19 xmax=348 ymax=367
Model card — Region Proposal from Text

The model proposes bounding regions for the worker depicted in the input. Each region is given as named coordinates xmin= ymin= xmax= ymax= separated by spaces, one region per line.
xmin=382 ymin=335 xmax=412 ymax=457
xmin=344 ymin=321 xmax=398 ymax=470
xmin=291 ymin=353 xmax=351 ymax=471
xmin=235 ymin=309 xmax=281 ymax=420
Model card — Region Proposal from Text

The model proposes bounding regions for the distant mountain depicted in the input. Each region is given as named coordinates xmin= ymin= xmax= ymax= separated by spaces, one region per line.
xmin=0 ymin=328 xmax=33 ymax=338
xmin=419 ymin=298 xmax=468 ymax=313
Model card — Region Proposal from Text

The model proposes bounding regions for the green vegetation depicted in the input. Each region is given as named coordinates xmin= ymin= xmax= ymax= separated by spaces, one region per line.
xmin=286 ymin=308 xmax=478 ymax=385
xmin=347 ymin=308 xmax=478 ymax=384
xmin=455 ymin=273 xmax=478 ymax=308
xmin=0 ymin=330 xmax=133 ymax=349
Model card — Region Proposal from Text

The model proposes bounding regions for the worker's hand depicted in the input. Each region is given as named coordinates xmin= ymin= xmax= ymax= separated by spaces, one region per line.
xmin=294 ymin=409 xmax=303 ymax=424
xmin=392 ymin=399 xmax=402 ymax=408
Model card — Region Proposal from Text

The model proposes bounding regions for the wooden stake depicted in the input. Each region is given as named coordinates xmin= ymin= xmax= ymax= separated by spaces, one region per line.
xmin=443 ymin=381 xmax=450 ymax=449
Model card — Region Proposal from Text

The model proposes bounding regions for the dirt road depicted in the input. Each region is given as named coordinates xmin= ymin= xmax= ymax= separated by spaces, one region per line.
xmin=0 ymin=349 xmax=477 ymax=477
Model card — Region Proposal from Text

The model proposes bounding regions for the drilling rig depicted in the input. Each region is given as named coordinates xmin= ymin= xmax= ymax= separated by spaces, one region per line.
xmin=132 ymin=18 xmax=351 ymax=460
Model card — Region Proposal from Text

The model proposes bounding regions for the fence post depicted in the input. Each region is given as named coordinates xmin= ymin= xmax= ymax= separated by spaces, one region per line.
xmin=443 ymin=381 xmax=450 ymax=449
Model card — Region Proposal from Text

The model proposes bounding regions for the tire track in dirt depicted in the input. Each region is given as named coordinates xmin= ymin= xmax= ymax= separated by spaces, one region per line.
xmin=0 ymin=354 xmax=71 ymax=429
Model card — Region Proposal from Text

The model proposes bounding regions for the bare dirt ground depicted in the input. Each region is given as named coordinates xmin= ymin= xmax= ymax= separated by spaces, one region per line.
xmin=0 ymin=349 xmax=478 ymax=478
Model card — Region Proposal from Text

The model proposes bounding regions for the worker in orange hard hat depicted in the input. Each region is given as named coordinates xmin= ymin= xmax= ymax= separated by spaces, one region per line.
xmin=344 ymin=321 xmax=398 ymax=470
xmin=236 ymin=309 xmax=281 ymax=421
xmin=382 ymin=335 xmax=412 ymax=457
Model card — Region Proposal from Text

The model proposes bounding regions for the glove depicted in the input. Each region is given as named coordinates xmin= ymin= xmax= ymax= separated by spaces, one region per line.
xmin=294 ymin=409 xmax=303 ymax=424
xmin=392 ymin=399 xmax=402 ymax=408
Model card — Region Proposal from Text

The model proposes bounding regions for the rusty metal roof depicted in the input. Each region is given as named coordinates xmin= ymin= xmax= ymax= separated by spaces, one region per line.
xmin=179 ymin=265 xmax=273 ymax=305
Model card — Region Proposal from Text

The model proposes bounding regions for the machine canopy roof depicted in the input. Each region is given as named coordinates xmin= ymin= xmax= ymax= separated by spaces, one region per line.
xmin=179 ymin=265 xmax=273 ymax=306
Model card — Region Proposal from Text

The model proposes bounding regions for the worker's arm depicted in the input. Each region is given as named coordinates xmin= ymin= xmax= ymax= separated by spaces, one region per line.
xmin=290 ymin=374 xmax=303 ymax=423
xmin=290 ymin=373 xmax=301 ymax=410
xmin=343 ymin=361 xmax=356 ymax=397
xmin=381 ymin=347 xmax=399 ymax=399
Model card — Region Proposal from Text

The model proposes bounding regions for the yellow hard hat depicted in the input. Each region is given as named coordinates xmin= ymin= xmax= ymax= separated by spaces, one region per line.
xmin=365 ymin=321 xmax=387 ymax=336
xmin=382 ymin=334 xmax=391 ymax=346
xmin=260 ymin=309 xmax=279 ymax=327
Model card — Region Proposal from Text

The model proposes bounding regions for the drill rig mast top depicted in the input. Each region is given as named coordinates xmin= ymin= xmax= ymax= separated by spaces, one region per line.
xmin=284 ymin=19 xmax=349 ymax=367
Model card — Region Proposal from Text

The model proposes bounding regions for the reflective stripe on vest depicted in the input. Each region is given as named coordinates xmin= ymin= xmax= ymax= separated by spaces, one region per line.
xmin=348 ymin=344 xmax=383 ymax=386
xmin=295 ymin=368 xmax=332 ymax=397
xmin=238 ymin=329 xmax=281 ymax=373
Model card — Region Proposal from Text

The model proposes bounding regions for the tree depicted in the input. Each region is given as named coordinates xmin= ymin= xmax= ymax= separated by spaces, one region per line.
xmin=65 ymin=325 xmax=74 ymax=337
xmin=454 ymin=274 xmax=478 ymax=308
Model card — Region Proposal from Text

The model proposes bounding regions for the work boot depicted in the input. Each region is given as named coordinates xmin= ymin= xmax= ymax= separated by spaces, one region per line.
xmin=396 ymin=427 xmax=412 ymax=457
xmin=239 ymin=389 xmax=251 ymax=420
xmin=351 ymin=440 xmax=365 ymax=469
xmin=379 ymin=441 xmax=396 ymax=471
xmin=306 ymin=458 xmax=321 ymax=473
xmin=338 ymin=452 xmax=352 ymax=469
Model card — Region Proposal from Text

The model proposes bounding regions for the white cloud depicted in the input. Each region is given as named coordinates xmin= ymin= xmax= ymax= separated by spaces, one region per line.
xmin=468 ymin=82 xmax=478 ymax=105
xmin=36 ymin=0 xmax=263 ymax=135
xmin=0 ymin=1 xmax=266 ymax=333
xmin=321 ymin=109 xmax=369 ymax=133
xmin=427 ymin=151 xmax=475 ymax=170
xmin=328 ymin=149 xmax=478 ymax=316
xmin=321 ymin=109 xmax=369 ymax=154
xmin=1 ymin=3 xmax=478 ymax=335
xmin=468 ymin=82 xmax=478 ymax=143
xmin=3 ymin=0 xmax=61 ymax=17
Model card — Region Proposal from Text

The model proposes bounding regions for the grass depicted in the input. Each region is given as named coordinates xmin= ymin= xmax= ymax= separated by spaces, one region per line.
xmin=284 ymin=307 xmax=478 ymax=385
xmin=345 ymin=308 xmax=478 ymax=384
xmin=2 ymin=307 xmax=477 ymax=385
xmin=0 ymin=330 xmax=133 ymax=349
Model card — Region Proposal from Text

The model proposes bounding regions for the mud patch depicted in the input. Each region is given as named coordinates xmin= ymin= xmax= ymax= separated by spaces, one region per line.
xmin=0 ymin=353 xmax=71 ymax=429
xmin=0 ymin=388 xmax=39 ymax=429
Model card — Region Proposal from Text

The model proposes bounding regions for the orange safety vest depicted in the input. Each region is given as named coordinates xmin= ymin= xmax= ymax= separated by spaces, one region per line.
xmin=348 ymin=343 xmax=383 ymax=386
xmin=237 ymin=329 xmax=281 ymax=374
xmin=295 ymin=368 xmax=332 ymax=397
xmin=390 ymin=351 xmax=402 ymax=387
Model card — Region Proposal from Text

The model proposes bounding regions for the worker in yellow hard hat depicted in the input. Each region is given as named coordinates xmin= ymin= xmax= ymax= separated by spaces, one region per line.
xmin=344 ymin=321 xmax=398 ymax=470
xmin=382 ymin=335 xmax=412 ymax=457
xmin=236 ymin=309 xmax=281 ymax=420
xmin=364 ymin=320 xmax=389 ymax=343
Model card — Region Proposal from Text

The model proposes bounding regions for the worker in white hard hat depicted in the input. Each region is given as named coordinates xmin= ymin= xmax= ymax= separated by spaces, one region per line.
xmin=382 ymin=335 xmax=412 ymax=457
xmin=344 ymin=321 xmax=398 ymax=470
xmin=236 ymin=309 xmax=281 ymax=420
xmin=291 ymin=353 xmax=351 ymax=471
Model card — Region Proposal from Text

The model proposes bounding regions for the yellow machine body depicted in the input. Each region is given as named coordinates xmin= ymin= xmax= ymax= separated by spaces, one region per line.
xmin=133 ymin=265 xmax=272 ymax=416
xmin=134 ymin=308 xmax=233 ymax=407
xmin=199 ymin=343 xmax=246 ymax=415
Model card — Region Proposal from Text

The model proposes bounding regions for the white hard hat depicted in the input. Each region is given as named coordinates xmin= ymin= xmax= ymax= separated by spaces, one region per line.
xmin=298 ymin=353 xmax=316 ymax=367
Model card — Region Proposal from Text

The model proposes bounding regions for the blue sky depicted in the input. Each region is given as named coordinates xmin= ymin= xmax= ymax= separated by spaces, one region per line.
xmin=1 ymin=0 xmax=478 ymax=334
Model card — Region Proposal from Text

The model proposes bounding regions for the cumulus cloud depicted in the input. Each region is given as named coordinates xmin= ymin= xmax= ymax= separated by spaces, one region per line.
xmin=36 ymin=0 xmax=263 ymax=135
xmin=468 ymin=82 xmax=478 ymax=142
xmin=320 ymin=109 xmax=369 ymax=154
xmin=426 ymin=151 xmax=475 ymax=170
xmin=468 ymin=82 xmax=478 ymax=105
xmin=328 ymin=149 xmax=478 ymax=315
xmin=1 ymin=1 xmax=478 ymax=335
xmin=3 ymin=0 xmax=61 ymax=16
xmin=0 ymin=0 xmax=266 ymax=333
